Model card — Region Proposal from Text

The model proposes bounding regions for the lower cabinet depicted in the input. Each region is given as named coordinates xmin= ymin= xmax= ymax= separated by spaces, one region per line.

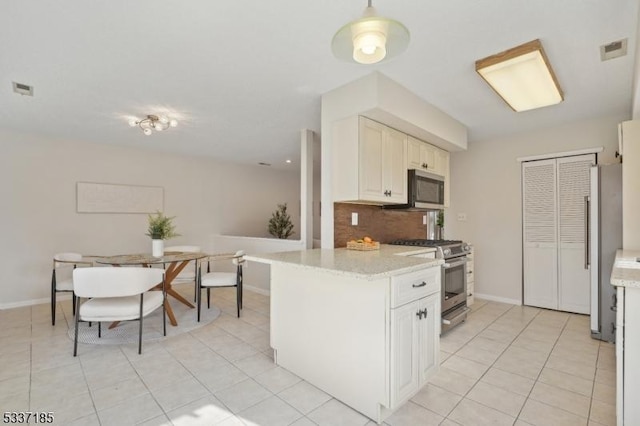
xmin=390 ymin=292 xmax=440 ymax=407
xmin=467 ymin=246 xmax=475 ymax=306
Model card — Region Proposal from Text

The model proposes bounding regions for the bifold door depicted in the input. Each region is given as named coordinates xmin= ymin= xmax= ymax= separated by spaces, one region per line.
xmin=523 ymin=154 xmax=595 ymax=313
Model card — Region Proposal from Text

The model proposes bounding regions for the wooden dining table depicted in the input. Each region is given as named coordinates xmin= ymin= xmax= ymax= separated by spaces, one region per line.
xmin=94 ymin=251 xmax=234 ymax=327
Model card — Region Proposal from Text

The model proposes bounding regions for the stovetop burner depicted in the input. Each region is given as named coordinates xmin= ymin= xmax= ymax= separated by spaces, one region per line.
xmin=388 ymin=239 xmax=463 ymax=247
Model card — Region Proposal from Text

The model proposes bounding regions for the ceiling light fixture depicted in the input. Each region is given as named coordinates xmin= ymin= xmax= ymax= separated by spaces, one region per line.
xmin=332 ymin=0 xmax=410 ymax=65
xmin=128 ymin=115 xmax=178 ymax=136
xmin=475 ymin=39 xmax=563 ymax=112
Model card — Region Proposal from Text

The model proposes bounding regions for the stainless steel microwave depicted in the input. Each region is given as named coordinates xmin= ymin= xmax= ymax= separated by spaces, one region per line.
xmin=385 ymin=169 xmax=445 ymax=210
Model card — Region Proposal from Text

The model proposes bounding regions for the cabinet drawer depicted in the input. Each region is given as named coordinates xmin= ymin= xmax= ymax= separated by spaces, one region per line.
xmin=391 ymin=267 xmax=440 ymax=308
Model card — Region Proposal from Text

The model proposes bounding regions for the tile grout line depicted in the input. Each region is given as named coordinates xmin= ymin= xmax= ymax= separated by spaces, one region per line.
xmin=435 ymin=302 xmax=540 ymax=423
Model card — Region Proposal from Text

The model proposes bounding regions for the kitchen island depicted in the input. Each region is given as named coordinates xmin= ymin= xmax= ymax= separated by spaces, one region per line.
xmin=245 ymin=245 xmax=443 ymax=423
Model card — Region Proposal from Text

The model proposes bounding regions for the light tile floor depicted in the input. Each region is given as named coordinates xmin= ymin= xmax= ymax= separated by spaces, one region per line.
xmin=0 ymin=288 xmax=616 ymax=426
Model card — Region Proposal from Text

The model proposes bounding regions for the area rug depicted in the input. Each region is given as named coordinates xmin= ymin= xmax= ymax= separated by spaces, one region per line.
xmin=67 ymin=300 xmax=221 ymax=345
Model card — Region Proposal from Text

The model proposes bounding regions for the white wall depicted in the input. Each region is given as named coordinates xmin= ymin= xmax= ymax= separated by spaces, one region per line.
xmin=0 ymin=129 xmax=300 ymax=307
xmin=446 ymin=114 xmax=627 ymax=304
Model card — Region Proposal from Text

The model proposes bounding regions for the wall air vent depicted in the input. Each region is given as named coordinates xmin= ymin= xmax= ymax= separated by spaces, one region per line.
xmin=12 ymin=81 xmax=34 ymax=96
xmin=600 ymin=39 xmax=627 ymax=61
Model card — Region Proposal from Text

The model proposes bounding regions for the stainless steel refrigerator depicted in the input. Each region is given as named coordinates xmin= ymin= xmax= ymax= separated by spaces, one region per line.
xmin=589 ymin=163 xmax=622 ymax=342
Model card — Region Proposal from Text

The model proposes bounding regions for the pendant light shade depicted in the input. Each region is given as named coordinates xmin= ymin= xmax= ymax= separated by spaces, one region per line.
xmin=332 ymin=2 xmax=409 ymax=65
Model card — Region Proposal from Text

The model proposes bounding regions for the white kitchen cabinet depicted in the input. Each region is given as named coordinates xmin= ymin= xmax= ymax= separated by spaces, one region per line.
xmin=407 ymin=136 xmax=437 ymax=172
xmin=259 ymin=257 xmax=441 ymax=423
xmin=436 ymin=148 xmax=451 ymax=208
xmin=407 ymin=136 xmax=450 ymax=207
xmin=467 ymin=246 xmax=475 ymax=306
xmin=333 ymin=116 xmax=407 ymax=204
xmin=390 ymin=293 xmax=439 ymax=406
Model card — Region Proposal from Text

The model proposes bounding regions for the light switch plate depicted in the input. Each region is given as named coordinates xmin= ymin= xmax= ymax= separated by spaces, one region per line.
xmin=457 ymin=213 xmax=467 ymax=222
xmin=351 ymin=212 xmax=358 ymax=226
xmin=423 ymin=215 xmax=427 ymax=225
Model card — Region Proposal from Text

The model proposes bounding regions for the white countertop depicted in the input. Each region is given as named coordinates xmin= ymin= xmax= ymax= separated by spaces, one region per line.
xmin=245 ymin=245 xmax=442 ymax=280
xmin=611 ymin=249 xmax=640 ymax=289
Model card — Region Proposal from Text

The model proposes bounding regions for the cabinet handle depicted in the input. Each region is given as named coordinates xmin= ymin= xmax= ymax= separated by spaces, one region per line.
xmin=412 ymin=281 xmax=427 ymax=288
xmin=383 ymin=190 xmax=390 ymax=196
xmin=416 ymin=311 xmax=422 ymax=319
xmin=423 ymin=308 xmax=428 ymax=318
xmin=388 ymin=190 xmax=392 ymax=196
xmin=415 ymin=309 xmax=428 ymax=320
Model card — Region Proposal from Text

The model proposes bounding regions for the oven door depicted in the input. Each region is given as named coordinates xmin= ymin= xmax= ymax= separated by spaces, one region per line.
xmin=441 ymin=256 xmax=468 ymax=314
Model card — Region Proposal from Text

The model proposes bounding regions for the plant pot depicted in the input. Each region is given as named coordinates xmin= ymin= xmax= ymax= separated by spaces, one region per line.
xmin=152 ymin=239 xmax=164 ymax=257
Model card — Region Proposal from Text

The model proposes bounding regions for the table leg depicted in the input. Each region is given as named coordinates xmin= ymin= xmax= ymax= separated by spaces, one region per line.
xmin=164 ymin=298 xmax=178 ymax=327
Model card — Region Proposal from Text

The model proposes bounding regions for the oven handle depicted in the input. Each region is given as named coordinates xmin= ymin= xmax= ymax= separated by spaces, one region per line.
xmin=442 ymin=258 xmax=469 ymax=269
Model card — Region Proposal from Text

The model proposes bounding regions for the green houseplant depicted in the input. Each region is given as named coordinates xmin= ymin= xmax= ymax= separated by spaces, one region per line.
xmin=268 ymin=203 xmax=294 ymax=239
xmin=146 ymin=211 xmax=180 ymax=256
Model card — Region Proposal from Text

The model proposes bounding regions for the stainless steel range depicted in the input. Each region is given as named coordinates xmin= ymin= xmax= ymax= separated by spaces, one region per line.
xmin=389 ymin=239 xmax=471 ymax=333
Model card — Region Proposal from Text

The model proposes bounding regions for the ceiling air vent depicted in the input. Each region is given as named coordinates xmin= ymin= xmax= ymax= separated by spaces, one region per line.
xmin=258 ymin=162 xmax=271 ymax=166
xmin=600 ymin=39 xmax=627 ymax=61
xmin=12 ymin=81 xmax=34 ymax=96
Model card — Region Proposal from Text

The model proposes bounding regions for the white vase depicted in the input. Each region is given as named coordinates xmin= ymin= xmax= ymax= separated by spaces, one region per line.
xmin=152 ymin=239 xmax=164 ymax=257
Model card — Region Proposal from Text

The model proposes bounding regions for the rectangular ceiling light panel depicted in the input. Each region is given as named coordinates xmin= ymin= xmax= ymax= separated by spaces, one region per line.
xmin=476 ymin=39 xmax=563 ymax=112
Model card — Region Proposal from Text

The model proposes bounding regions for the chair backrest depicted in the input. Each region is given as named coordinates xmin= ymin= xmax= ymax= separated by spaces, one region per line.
xmin=73 ymin=267 xmax=164 ymax=298
xmin=165 ymin=245 xmax=201 ymax=253
xmin=232 ymin=250 xmax=245 ymax=266
xmin=53 ymin=252 xmax=83 ymax=267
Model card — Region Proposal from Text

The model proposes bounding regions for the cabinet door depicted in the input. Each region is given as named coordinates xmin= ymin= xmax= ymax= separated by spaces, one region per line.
xmin=418 ymin=294 xmax=440 ymax=384
xmin=435 ymin=149 xmax=450 ymax=207
xmin=359 ymin=118 xmax=386 ymax=201
xmin=390 ymin=300 xmax=420 ymax=407
xmin=385 ymin=127 xmax=408 ymax=203
xmin=407 ymin=137 xmax=423 ymax=170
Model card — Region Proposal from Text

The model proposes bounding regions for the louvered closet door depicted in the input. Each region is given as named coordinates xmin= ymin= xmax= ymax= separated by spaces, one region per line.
xmin=523 ymin=159 xmax=559 ymax=310
xmin=557 ymin=154 xmax=595 ymax=314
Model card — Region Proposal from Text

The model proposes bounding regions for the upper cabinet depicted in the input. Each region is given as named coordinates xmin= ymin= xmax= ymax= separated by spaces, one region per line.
xmin=408 ymin=136 xmax=449 ymax=177
xmin=408 ymin=136 xmax=437 ymax=173
xmin=333 ymin=116 xmax=408 ymax=204
xmin=407 ymin=138 xmax=450 ymax=208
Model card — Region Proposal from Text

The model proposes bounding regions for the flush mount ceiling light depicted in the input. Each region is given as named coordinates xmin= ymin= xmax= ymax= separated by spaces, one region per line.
xmin=332 ymin=0 xmax=410 ymax=65
xmin=128 ymin=115 xmax=178 ymax=135
xmin=475 ymin=39 xmax=563 ymax=112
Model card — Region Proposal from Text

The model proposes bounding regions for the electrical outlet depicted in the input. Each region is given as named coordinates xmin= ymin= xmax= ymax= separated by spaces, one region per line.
xmin=423 ymin=215 xmax=427 ymax=225
xmin=351 ymin=212 xmax=358 ymax=226
xmin=457 ymin=213 xmax=467 ymax=222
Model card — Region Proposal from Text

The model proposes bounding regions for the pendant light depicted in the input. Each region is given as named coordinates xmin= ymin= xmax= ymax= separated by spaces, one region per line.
xmin=332 ymin=0 xmax=410 ymax=65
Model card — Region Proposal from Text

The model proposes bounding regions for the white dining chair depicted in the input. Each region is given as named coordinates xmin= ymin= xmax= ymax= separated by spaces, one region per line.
xmin=51 ymin=252 xmax=93 ymax=326
xmin=72 ymin=267 xmax=166 ymax=356
xmin=197 ymin=250 xmax=244 ymax=320
xmin=164 ymin=245 xmax=201 ymax=301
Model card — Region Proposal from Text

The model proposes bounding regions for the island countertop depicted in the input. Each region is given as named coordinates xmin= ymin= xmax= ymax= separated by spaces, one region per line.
xmin=244 ymin=245 xmax=442 ymax=280
xmin=611 ymin=249 xmax=640 ymax=289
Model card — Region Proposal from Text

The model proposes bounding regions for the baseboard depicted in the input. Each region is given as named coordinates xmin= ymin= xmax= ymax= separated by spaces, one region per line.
xmin=474 ymin=293 xmax=522 ymax=306
xmin=244 ymin=285 xmax=270 ymax=296
xmin=0 ymin=294 xmax=73 ymax=310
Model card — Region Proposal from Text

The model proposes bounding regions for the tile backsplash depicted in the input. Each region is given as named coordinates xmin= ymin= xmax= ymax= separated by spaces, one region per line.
xmin=333 ymin=203 xmax=427 ymax=248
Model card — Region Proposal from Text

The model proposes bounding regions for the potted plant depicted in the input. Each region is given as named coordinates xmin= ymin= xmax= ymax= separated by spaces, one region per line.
xmin=436 ymin=210 xmax=444 ymax=240
xmin=146 ymin=211 xmax=180 ymax=257
xmin=268 ymin=203 xmax=294 ymax=239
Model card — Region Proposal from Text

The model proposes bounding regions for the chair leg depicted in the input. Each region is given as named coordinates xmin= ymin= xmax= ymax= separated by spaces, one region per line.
xmin=207 ymin=288 xmax=210 ymax=309
xmin=236 ymin=285 xmax=240 ymax=318
xmin=73 ymin=297 xmax=80 ymax=356
xmin=162 ymin=299 xmax=167 ymax=337
xmin=138 ymin=294 xmax=144 ymax=355
xmin=72 ymin=294 xmax=76 ymax=317
xmin=98 ymin=322 xmax=101 ymax=338
xmin=197 ymin=273 xmax=202 ymax=323
xmin=51 ymin=271 xmax=56 ymax=326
